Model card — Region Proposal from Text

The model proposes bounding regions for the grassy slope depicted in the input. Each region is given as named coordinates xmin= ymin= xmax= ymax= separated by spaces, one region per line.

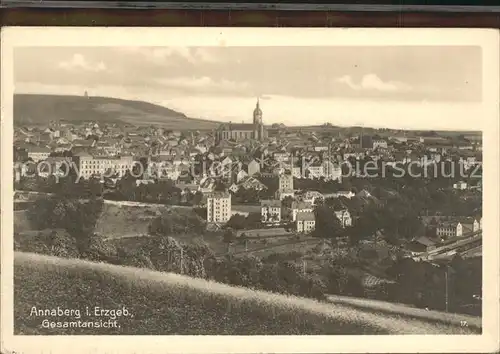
xmin=14 ymin=94 xmax=220 ymax=130
xmin=95 ymin=203 xmax=165 ymax=238
xmin=14 ymin=252 xmax=478 ymax=335
xmin=326 ymin=295 xmax=481 ymax=331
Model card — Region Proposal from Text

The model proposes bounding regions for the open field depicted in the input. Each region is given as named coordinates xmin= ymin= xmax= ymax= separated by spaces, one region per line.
xmin=95 ymin=203 xmax=166 ymax=238
xmin=14 ymin=252 xmax=479 ymax=335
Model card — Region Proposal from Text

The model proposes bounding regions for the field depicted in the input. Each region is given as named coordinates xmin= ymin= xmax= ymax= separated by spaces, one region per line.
xmin=14 ymin=252 xmax=479 ymax=335
xmin=14 ymin=94 xmax=220 ymax=130
xmin=95 ymin=203 xmax=167 ymax=238
xmin=14 ymin=199 xmax=311 ymax=256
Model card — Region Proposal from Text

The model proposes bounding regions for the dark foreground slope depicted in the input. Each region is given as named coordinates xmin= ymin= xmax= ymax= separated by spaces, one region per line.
xmin=14 ymin=94 xmax=220 ymax=129
xmin=14 ymin=252 xmax=479 ymax=335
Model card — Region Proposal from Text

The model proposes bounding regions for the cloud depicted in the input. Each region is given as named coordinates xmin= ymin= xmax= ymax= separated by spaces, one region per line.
xmin=58 ymin=53 xmax=107 ymax=72
xmin=121 ymin=47 xmax=219 ymax=65
xmin=336 ymin=74 xmax=412 ymax=92
xmin=156 ymin=76 xmax=249 ymax=93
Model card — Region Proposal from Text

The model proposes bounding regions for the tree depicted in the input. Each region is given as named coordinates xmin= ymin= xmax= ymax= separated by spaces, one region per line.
xmin=214 ymin=180 xmax=227 ymax=192
xmin=86 ymin=177 xmax=103 ymax=197
xmin=281 ymin=196 xmax=294 ymax=209
xmin=313 ymin=206 xmax=343 ymax=241
xmin=117 ymin=171 xmax=137 ymax=200
xmin=115 ymin=246 xmax=154 ymax=269
xmin=223 ymin=229 xmax=236 ymax=252
xmin=56 ymin=164 xmax=85 ymax=197
xmin=82 ymin=233 xmax=117 ymax=262
xmin=14 ymin=229 xmax=79 ymax=259
xmin=147 ymin=235 xmax=184 ymax=273
xmin=149 ymin=209 xmax=205 ymax=236
xmin=246 ymin=212 xmax=262 ymax=229
xmin=226 ymin=214 xmax=246 ymax=230
xmin=192 ymin=191 xmax=203 ymax=206
xmin=223 ymin=229 xmax=236 ymax=243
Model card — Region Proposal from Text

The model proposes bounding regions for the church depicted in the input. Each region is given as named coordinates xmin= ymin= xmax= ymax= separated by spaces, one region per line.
xmin=215 ymin=99 xmax=267 ymax=143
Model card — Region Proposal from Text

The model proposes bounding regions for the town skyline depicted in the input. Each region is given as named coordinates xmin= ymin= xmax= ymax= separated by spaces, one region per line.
xmin=14 ymin=45 xmax=485 ymax=130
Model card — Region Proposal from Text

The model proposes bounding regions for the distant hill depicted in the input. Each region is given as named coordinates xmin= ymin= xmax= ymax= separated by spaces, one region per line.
xmin=14 ymin=252 xmax=478 ymax=335
xmin=14 ymin=94 xmax=221 ymax=130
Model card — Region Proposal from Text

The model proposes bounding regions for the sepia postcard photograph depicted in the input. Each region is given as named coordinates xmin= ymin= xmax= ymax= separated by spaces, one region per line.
xmin=1 ymin=27 xmax=499 ymax=354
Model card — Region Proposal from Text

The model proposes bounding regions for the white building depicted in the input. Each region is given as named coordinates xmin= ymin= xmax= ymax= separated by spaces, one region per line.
xmin=372 ymin=139 xmax=388 ymax=150
xmin=305 ymin=162 xmax=324 ymax=179
xmin=459 ymin=217 xmax=480 ymax=233
xmin=27 ymin=147 xmax=51 ymax=162
xmin=296 ymin=212 xmax=316 ymax=233
xmin=278 ymin=171 xmax=293 ymax=190
xmin=436 ymin=221 xmax=463 ymax=239
xmin=453 ymin=181 xmax=468 ymax=190
xmin=301 ymin=190 xmax=324 ymax=205
xmin=148 ymin=161 xmax=181 ymax=181
xmin=323 ymin=191 xmax=355 ymax=199
xmin=291 ymin=166 xmax=302 ymax=178
xmin=322 ymin=160 xmax=342 ymax=182
xmin=206 ymin=191 xmax=232 ymax=224
xmin=74 ymin=153 xmax=135 ymax=179
xmin=276 ymin=171 xmax=294 ymax=200
xmin=290 ymin=201 xmax=313 ymax=222
xmin=334 ymin=209 xmax=352 ymax=228
xmin=261 ymin=199 xmax=282 ymax=224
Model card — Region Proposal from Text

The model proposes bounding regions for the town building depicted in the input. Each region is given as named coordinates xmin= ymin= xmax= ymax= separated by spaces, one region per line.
xmin=372 ymin=139 xmax=388 ymax=150
xmin=436 ymin=221 xmax=463 ymax=239
xmin=459 ymin=217 xmax=480 ymax=233
xmin=300 ymin=190 xmax=324 ymax=205
xmin=206 ymin=191 xmax=232 ymax=224
xmin=334 ymin=209 xmax=352 ymax=228
xmin=290 ymin=201 xmax=313 ymax=221
xmin=453 ymin=181 xmax=468 ymax=190
xmin=276 ymin=171 xmax=294 ymax=200
xmin=322 ymin=160 xmax=342 ymax=182
xmin=27 ymin=146 xmax=51 ymax=162
xmin=323 ymin=191 xmax=355 ymax=199
xmin=296 ymin=212 xmax=316 ymax=233
xmin=73 ymin=153 xmax=135 ymax=179
xmin=215 ymin=99 xmax=267 ymax=143
xmin=261 ymin=199 xmax=282 ymax=224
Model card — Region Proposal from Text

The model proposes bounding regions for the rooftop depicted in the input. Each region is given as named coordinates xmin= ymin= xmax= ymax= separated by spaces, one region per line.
xmin=261 ymin=199 xmax=281 ymax=208
xmin=296 ymin=212 xmax=315 ymax=221
xmin=207 ymin=191 xmax=231 ymax=199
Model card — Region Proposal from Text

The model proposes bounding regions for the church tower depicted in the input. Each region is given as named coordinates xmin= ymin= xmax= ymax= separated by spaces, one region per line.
xmin=253 ymin=98 xmax=264 ymax=141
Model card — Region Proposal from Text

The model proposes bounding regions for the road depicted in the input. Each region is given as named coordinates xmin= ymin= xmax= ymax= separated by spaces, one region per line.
xmin=14 ymin=190 xmax=191 ymax=209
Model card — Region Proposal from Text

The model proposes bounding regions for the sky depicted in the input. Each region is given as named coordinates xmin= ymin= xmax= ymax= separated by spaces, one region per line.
xmin=14 ymin=46 xmax=484 ymax=130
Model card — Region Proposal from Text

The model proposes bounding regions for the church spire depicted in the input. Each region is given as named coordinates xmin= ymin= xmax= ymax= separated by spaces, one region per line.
xmin=253 ymin=97 xmax=262 ymax=123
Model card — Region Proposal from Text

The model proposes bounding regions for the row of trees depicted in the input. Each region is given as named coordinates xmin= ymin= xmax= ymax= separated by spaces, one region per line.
xmin=24 ymin=195 xmax=105 ymax=258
